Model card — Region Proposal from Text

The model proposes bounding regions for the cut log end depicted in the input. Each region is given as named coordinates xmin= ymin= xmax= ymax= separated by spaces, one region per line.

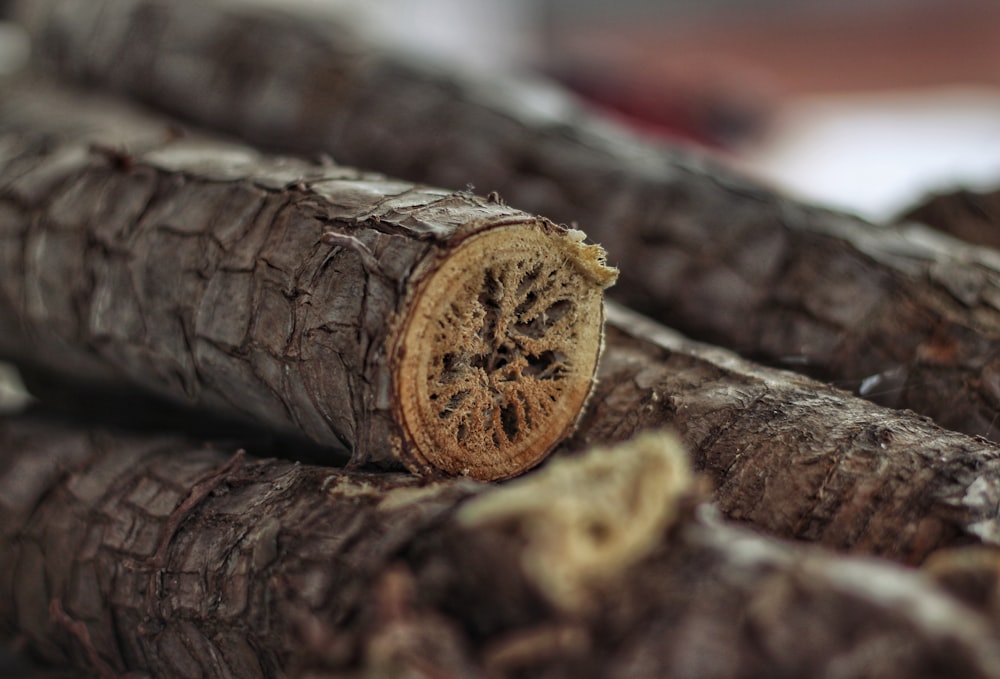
xmin=457 ymin=430 xmax=694 ymax=611
xmin=394 ymin=222 xmax=616 ymax=480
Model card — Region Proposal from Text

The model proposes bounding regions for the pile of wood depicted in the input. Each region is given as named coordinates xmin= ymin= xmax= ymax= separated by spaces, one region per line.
xmin=3 ymin=1 xmax=1000 ymax=677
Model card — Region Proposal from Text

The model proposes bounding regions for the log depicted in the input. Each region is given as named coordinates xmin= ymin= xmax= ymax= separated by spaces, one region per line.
xmin=15 ymin=307 xmax=1000 ymax=565
xmin=899 ymin=185 xmax=1000 ymax=250
xmin=0 ymin=77 xmax=616 ymax=481
xmin=12 ymin=0 xmax=1000 ymax=441
xmin=577 ymin=303 xmax=1000 ymax=562
xmin=5 ymin=81 xmax=1000 ymax=562
xmin=3 ymin=416 xmax=1000 ymax=679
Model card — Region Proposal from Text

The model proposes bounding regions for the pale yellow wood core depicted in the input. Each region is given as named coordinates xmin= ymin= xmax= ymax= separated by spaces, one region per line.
xmin=396 ymin=223 xmax=615 ymax=481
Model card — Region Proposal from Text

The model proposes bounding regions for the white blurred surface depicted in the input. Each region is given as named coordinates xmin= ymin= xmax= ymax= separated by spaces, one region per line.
xmin=744 ymin=88 xmax=1000 ymax=220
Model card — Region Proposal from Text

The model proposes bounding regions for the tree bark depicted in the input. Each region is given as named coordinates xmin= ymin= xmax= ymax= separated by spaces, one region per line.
xmin=12 ymin=0 xmax=1000 ymax=441
xmin=14 ymin=298 xmax=1000 ymax=565
xmin=5 ymin=79 xmax=1000 ymax=564
xmin=0 ymin=77 xmax=615 ymax=481
xmin=899 ymin=185 xmax=1000 ymax=250
xmin=3 ymin=415 xmax=1000 ymax=679
xmin=576 ymin=302 xmax=1000 ymax=562
xmin=3 ymin=67 xmax=1000 ymax=557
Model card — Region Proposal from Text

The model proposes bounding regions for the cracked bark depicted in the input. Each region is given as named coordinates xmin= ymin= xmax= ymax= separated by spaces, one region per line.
xmin=3 ymin=77 xmax=1000 ymax=565
xmin=14 ymin=298 xmax=1000 ymax=565
xmin=12 ymin=0 xmax=1000 ymax=441
xmin=3 ymin=417 xmax=1000 ymax=679
xmin=0 ymin=78 xmax=615 ymax=481
xmin=576 ymin=303 xmax=1000 ymax=562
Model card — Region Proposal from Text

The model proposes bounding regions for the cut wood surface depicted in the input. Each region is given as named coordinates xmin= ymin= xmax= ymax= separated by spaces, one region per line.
xmin=13 ymin=0 xmax=1000 ymax=441
xmin=3 ymin=417 xmax=1000 ymax=679
xmin=0 ymin=78 xmax=616 ymax=481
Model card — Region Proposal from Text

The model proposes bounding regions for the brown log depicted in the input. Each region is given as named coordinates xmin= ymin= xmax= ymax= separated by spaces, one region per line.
xmin=574 ymin=303 xmax=1000 ymax=562
xmin=0 ymin=78 xmax=615 ymax=481
xmin=3 ymin=417 xmax=1000 ymax=678
xmin=12 ymin=0 xmax=1000 ymax=441
xmin=14 ymin=301 xmax=1000 ymax=563
xmin=2 ymin=74 xmax=1000 ymax=558
xmin=899 ymin=185 xmax=1000 ymax=250
xmin=5 ymin=81 xmax=1000 ymax=563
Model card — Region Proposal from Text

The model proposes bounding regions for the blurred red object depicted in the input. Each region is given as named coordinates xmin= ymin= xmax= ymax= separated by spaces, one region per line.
xmin=540 ymin=0 xmax=1000 ymax=150
xmin=545 ymin=58 xmax=774 ymax=150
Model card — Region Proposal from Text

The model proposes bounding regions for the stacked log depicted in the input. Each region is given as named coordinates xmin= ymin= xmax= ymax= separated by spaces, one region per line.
xmin=3 ymin=2 xmax=1000 ymax=677
xmin=3 ymin=420 xmax=1000 ymax=678
xmin=11 ymin=0 xmax=1000 ymax=441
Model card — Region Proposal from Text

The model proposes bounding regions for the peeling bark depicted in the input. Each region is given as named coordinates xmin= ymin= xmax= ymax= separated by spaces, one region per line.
xmin=0 ymin=78 xmax=615 ymax=481
xmin=12 ymin=0 xmax=1000 ymax=441
xmin=3 ymin=417 xmax=1000 ymax=679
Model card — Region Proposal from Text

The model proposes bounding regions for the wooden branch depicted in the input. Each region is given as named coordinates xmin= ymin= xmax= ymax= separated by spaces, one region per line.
xmin=3 ymin=416 xmax=1000 ymax=678
xmin=5 ymin=79 xmax=1000 ymax=562
xmin=0 ymin=78 xmax=615 ymax=481
xmin=12 ymin=0 xmax=1000 ymax=441
xmin=579 ymin=303 xmax=1000 ymax=562
xmin=900 ymin=185 xmax=1000 ymax=250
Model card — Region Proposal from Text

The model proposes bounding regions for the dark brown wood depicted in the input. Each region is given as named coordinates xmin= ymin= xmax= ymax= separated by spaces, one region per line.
xmin=900 ymin=185 xmax=1000 ymax=250
xmin=3 ymin=415 xmax=1000 ymax=678
xmin=13 ymin=0 xmax=1000 ymax=442
xmin=4 ymin=71 xmax=1000 ymax=565
xmin=3 ymin=71 xmax=1000 ymax=556
xmin=15 ymin=297 xmax=1000 ymax=565
xmin=0 ymin=78 xmax=616 ymax=481
xmin=575 ymin=303 xmax=1000 ymax=562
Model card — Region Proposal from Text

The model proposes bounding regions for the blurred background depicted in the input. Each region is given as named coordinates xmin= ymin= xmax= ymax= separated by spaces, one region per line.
xmin=266 ymin=0 xmax=1000 ymax=221
xmin=539 ymin=0 xmax=1000 ymax=220
xmin=3 ymin=0 xmax=1000 ymax=221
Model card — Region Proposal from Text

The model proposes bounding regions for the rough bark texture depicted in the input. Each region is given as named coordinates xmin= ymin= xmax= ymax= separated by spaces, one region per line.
xmin=3 ymin=416 xmax=1000 ymax=679
xmin=574 ymin=303 xmax=1000 ymax=562
xmin=3 ymin=80 xmax=998 ymax=563
xmin=0 ymin=78 xmax=615 ymax=481
xmin=14 ymin=299 xmax=1000 ymax=565
xmin=900 ymin=185 xmax=1000 ymax=250
xmin=13 ymin=0 xmax=1000 ymax=441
